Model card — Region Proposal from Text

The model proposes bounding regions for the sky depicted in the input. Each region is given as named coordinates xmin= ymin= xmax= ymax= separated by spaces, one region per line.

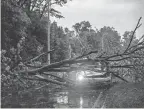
xmin=52 ymin=0 xmax=144 ymax=38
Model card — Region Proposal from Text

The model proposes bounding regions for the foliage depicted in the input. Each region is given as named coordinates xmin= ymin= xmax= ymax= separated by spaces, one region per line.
xmin=16 ymin=0 xmax=70 ymax=19
xmin=73 ymin=21 xmax=91 ymax=33
xmin=104 ymin=83 xmax=144 ymax=108
xmin=98 ymin=26 xmax=121 ymax=55
xmin=71 ymin=21 xmax=121 ymax=58
xmin=1 ymin=0 xmax=31 ymax=51
xmin=50 ymin=21 xmax=69 ymax=62
xmin=1 ymin=0 xmax=70 ymax=108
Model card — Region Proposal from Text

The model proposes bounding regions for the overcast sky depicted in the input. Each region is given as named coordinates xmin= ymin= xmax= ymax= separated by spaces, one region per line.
xmin=52 ymin=0 xmax=144 ymax=38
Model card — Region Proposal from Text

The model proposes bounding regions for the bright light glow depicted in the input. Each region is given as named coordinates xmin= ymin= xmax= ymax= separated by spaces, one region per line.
xmin=78 ymin=75 xmax=84 ymax=81
xmin=80 ymin=96 xmax=83 ymax=108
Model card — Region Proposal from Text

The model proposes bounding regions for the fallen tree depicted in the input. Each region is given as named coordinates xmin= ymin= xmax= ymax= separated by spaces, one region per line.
xmin=9 ymin=17 xmax=144 ymax=90
xmin=1 ymin=17 xmax=144 ymax=108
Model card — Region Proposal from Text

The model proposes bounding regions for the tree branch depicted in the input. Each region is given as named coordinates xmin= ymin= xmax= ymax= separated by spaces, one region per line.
xmin=22 ymin=75 xmax=69 ymax=87
xmin=24 ymin=50 xmax=54 ymax=64
xmin=14 ymin=51 xmax=99 ymax=75
xmin=30 ymin=50 xmax=54 ymax=62
xmin=108 ymin=56 xmax=144 ymax=62
xmin=110 ymin=64 xmax=144 ymax=69
xmin=124 ymin=17 xmax=142 ymax=53
xmin=111 ymin=72 xmax=128 ymax=83
xmin=40 ymin=1 xmax=48 ymax=19
xmin=84 ymin=72 xmax=108 ymax=78
xmin=42 ymin=72 xmax=75 ymax=84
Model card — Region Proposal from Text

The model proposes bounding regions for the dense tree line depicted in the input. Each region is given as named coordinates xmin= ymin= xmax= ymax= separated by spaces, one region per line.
xmin=1 ymin=0 xmax=70 ymax=107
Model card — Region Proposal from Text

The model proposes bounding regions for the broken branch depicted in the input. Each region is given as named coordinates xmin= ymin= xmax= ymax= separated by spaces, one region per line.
xmin=124 ymin=17 xmax=142 ymax=53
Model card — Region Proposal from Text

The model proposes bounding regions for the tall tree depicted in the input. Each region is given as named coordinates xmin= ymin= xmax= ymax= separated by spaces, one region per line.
xmin=50 ymin=22 xmax=69 ymax=62
xmin=98 ymin=26 xmax=121 ymax=55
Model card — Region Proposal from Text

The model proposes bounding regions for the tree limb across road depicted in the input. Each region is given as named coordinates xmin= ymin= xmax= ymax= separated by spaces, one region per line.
xmin=11 ymin=17 xmax=144 ymax=88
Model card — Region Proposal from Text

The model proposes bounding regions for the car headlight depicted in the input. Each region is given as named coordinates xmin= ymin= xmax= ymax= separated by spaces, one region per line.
xmin=77 ymin=74 xmax=84 ymax=81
